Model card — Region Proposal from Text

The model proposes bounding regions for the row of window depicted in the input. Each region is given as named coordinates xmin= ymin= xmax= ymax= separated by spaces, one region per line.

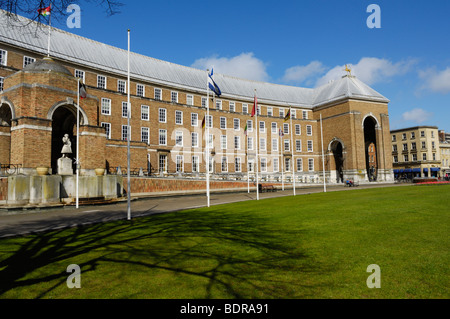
xmin=392 ymin=130 xmax=435 ymax=142
xmin=102 ymin=121 xmax=315 ymax=152
xmin=393 ymin=141 xmax=436 ymax=152
xmin=393 ymin=152 xmax=437 ymax=163
xmin=159 ymin=154 xmax=316 ymax=173
xmin=102 ymin=101 xmax=314 ymax=134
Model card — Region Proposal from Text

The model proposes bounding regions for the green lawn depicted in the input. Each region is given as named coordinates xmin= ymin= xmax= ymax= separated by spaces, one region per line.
xmin=0 ymin=185 xmax=448 ymax=299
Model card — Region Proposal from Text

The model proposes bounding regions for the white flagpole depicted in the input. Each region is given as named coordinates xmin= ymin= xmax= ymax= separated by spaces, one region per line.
xmin=76 ymin=77 xmax=79 ymax=209
xmin=206 ymin=69 xmax=210 ymax=207
xmin=127 ymin=29 xmax=131 ymax=220
xmin=320 ymin=113 xmax=327 ymax=193
xmin=247 ymin=128 xmax=250 ymax=193
xmin=47 ymin=1 xmax=52 ymax=57
xmin=254 ymin=89 xmax=259 ymax=201
xmin=280 ymin=129 xmax=284 ymax=191
xmin=290 ymin=106 xmax=296 ymax=195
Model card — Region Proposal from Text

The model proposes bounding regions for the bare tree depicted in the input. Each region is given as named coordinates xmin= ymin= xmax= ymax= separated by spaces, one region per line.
xmin=0 ymin=0 xmax=123 ymax=25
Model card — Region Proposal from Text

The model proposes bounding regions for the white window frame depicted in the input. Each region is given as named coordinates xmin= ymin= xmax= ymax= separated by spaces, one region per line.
xmin=97 ymin=75 xmax=107 ymax=89
xmin=295 ymin=124 xmax=301 ymax=135
xmin=296 ymin=140 xmax=302 ymax=152
xmin=141 ymin=127 xmax=149 ymax=144
xmin=118 ymin=79 xmax=126 ymax=93
xmin=235 ymin=157 xmax=241 ymax=172
xmin=297 ymin=158 xmax=303 ymax=172
xmin=221 ymin=156 xmax=228 ymax=172
xmin=75 ymin=69 xmax=85 ymax=83
xmin=159 ymin=129 xmax=167 ymax=145
xmin=159 ymin=108 xmax=167 ymax=123
xmin=136 ymin=84 xmax=145 ymax=97
xmin=221 ymin=135 xmax=227 ymax=150
xmin=175 ymin=110 xmax=183 ymax=125
xmin=192 ymin=156 xmax=199 ymax=172
xmin=101 ymin=122 xmax=111 ymax=139
xmin=175 ymin=131 xmax=183 ymax=147
xmin=307 ymin=140 xmax=313 ymax=152
xmin=272 ymin=138 xmax=278 ymax=152
xmin=229 ymin=101 xmax=235 ymax=113
xmin=23 ymin=56 xmax=36 ymax=68
xmin=186 ymin=94 xmax=194 ymax=106
xmin=220 ymin=117 xmax=227 ymax=129
xmin=234 ymin=118 xmax=240 ymax=131
xmin=242 ymin=103 xmax=248 ymax=114
xmin=191 ymin=132 xmax=199 ymax=148
xmin=273 ymin=158 xmax=279 ymax=172
xmin=234 ymin=136 xmax=240 ymax=150
xmin=171 ymin=91 xmax=178 ymax=103
xmin=121 ymin=125 xmax=129 ymax=141
xmin=176 ymin=155 xmax=184 ymax=173
xmin=191 ymin=113 xmax=198 ymax=127
xmin=154 ymin=88 xmax=162 ymax=101
xmin=122 ymin=102 xmax=129 ymax=118
xmin=101 ymin=98 xmax=111 ymax=115
xmin=308 ymin=158 xmax=314 ymax=171
xmin=0 ymin=49 xmax=7 ymax=66
xmin=306 ymin=125 xmax=313 ymax=136
xmin=141 ymin=105 xmax=149 ymax=121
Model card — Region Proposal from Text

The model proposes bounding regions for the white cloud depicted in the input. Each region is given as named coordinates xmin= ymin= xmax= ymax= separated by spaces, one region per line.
xmin=282 ymin=61 xmax=326 ymax=85
xmin=315 ymin=57 xmax=417 ymax=87
xmin=191 ymin=52 xmax=269 ymax=82
xmin=419 ymin=67 xmax=450 ymax=94
xmin=401 ymin=108 xmax=433 ymax=124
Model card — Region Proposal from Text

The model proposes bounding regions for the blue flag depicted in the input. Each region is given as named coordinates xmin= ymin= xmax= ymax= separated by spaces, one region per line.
xmin=208 ymin=69 xmax=221 ymax=97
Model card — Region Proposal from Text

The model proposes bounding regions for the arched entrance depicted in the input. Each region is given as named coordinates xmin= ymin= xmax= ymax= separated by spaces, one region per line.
xmin=363 ymin=116 xmax=378 ymax=182
xmin=329 ymin=139 xmax=345 ymax=183
xmin=0 ymin=102 xmax=13 ymax=166
xmin=50 ymin=105 xmax=77 ymax=174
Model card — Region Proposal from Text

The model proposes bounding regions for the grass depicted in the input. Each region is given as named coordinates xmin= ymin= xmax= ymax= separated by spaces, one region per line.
xmin=0 ymin=185 xmax=448 ymax=299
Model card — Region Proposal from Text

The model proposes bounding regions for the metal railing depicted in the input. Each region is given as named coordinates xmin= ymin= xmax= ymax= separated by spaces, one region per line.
xmin=0 ymin=163 xmax=22 ymax=176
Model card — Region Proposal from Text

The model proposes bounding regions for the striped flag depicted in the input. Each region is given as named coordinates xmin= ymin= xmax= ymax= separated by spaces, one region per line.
xmin=202 ymin=115 xmax=206 ymax=129
xmin=244 ymin=123 xmax=248 ymax=136
xmin=208 ymin=69 xmax=221 ymax=97
xmin=79 ymin=81 xmax=87 ymax=99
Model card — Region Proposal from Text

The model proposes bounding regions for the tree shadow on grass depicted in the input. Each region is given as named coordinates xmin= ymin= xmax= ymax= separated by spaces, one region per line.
xmin=0 ymin=207 xmax=329 ymax=299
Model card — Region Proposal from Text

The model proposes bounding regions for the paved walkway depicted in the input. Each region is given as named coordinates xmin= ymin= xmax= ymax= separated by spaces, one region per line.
xmin=0 ymin=182 xmax=405 ymax=238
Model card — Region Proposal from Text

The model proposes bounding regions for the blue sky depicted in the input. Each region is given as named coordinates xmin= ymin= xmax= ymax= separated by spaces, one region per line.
xmin=45 ymin=0 xmax=450 ymax=131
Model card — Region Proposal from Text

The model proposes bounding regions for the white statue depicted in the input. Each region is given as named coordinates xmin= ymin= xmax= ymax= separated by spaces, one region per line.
xmin=61 ymin=134 xmax=72 ymax=157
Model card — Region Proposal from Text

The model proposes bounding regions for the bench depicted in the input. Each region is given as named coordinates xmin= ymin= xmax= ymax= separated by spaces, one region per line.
xmin=258 ymin=184 xmax=277 ymax=192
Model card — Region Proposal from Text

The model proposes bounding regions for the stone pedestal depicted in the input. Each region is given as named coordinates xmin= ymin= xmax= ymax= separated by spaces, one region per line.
xmin=57 ymin=157 xmax=73 ymax=175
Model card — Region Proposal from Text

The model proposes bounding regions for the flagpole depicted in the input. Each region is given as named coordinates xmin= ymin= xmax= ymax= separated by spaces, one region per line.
xmin=206 ymin=69 xmax=210 ymax=207
xmin=280 ymin=129 xmax=284 ymax=191
xmin=47 ymin=1 xmax=52 ymax=57
xmin=290 ymin=106 xmax=296 ymax=195
xmin=254 ymin=89 xmax=259 ymax=201
xmin=320 ymin=113 xmax=327 ymax=192
xmin=76 ymin=77 xmax=79 ymax=209
xmin=247 ymin=128 xmax=250 ymax=193
xmin=126 ymin=29 xmax=131 ymax=220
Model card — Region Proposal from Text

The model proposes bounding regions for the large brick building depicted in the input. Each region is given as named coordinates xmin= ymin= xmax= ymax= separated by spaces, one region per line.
xmin=0 ymin=11 xmax=394 ymax=194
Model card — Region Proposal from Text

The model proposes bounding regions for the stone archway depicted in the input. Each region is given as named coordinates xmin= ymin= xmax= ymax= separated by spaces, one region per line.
xmin=0 ymin=101 xmax=14 ymax=165
xmin=328 ymin=138 xmax=345 ymax=183
xmin=363 ymin=116 xmax=379 ymax=182
xmin=48 ymin=101 xmax=88 ymax=175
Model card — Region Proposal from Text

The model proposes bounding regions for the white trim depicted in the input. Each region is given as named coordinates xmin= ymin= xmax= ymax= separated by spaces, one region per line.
xmin=11 ymin=124 xmax=51 ymax=132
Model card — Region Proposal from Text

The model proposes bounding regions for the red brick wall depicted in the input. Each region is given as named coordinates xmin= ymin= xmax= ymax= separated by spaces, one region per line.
xmin=124 ymin=177 xmax=280 ymax=194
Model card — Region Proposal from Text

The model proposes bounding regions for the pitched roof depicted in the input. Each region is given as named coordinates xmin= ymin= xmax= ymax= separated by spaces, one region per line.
xmin=0 ymin=10 xmax=389 ymax=108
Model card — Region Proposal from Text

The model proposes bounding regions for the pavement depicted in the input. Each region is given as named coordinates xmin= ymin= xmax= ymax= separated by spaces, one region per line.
xmin=0 ymin=182 xmax=406 ymax=239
